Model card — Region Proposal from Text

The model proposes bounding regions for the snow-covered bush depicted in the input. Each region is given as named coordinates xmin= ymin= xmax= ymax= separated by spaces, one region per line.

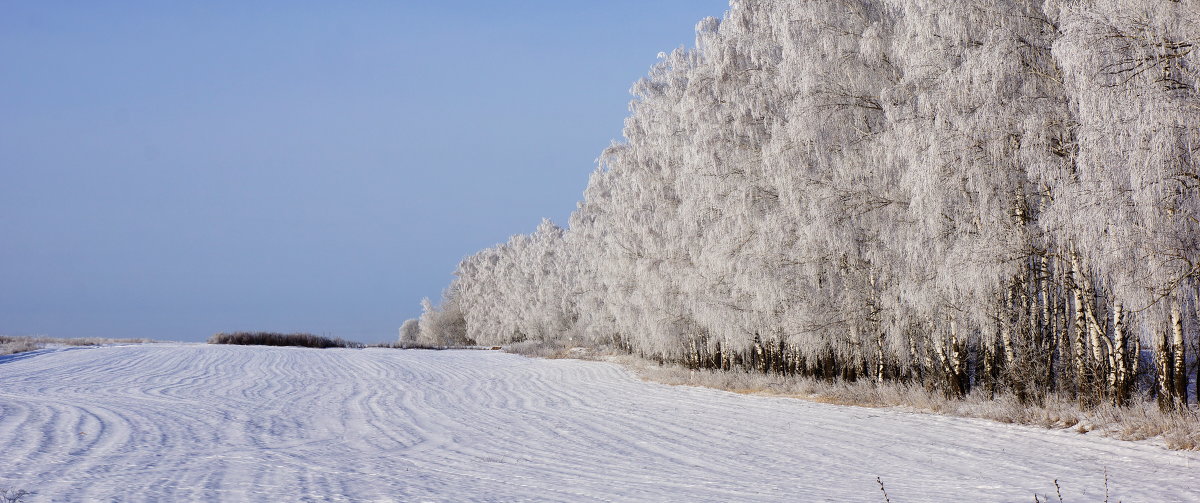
xmin=0 ymin=335 xmax=155 ymax=356
xmin=415 ymin=296 xmax=473 ymax=347
xmin=0 ymin=338 xmax=40 ymax=356
xmin=398 ymin=318 xmax=420 ymax=344
xmin=207 ymin=332 xmax=362 ymax=349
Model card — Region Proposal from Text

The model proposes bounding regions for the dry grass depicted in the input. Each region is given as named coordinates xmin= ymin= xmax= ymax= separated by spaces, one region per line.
xmin=371 ymin=341 xmax=496 ymax=350
xmin=0 ymin=335 xmax=155 ymax=356
xmin=513 ymin=347 xmax=1200 ymax=451
xmin=0 ymin=339 xmax=40 ymax=357
xmin=504 ymin=340 xmax=593 ymax=359
xmin=369 ymin=341 xmax=446 ymax=350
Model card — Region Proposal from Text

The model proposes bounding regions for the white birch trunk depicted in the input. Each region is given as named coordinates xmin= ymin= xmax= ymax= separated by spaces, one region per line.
xmin=1000 ymin=284 xmax=1016 ymax=368
xmin=947 ymin=319 xmax=965 ymax=396
xmin=930 ymin=328 xmax=951 ymax=393
xmin=875 ymin=332 xmax=885 ymax=383
xmin=1171 ymin=304 xmax=1186 ymax=405
xmin=1070 ymin=270 xmax=1089 ymax=390
xmin=949 ymin=320 xmax=964 ymax=381
xmin=1109 ymin=303 xmax=1126 ymax=402
xmin=1154 ymin=325 xmax=1173 ymax=409
xmin=909 ymin=330 xmax=923 ymax=381
xmin=1131 ymin=332 xmax=1141 ymax=389
xmin=1040 ymin=265 xmax=1052 ymax=348
xmin=1071 ymin=254 xmax=1108 ymax=381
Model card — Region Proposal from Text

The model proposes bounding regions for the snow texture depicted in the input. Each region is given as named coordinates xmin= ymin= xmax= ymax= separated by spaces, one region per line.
xmin=1 ymin=344 xmax=1197 ymax=502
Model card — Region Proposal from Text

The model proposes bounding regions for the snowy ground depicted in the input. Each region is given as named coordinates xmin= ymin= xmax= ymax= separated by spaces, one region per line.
xmin=0 ymin=344 xmax=1197 ymax=502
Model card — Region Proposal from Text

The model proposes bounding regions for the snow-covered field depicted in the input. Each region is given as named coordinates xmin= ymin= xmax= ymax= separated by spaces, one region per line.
xmin=0 ymin=344 xmax=1197 ymax=502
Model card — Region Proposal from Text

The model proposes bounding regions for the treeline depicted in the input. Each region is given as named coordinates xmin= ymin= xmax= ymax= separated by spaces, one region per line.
xmin=408 ymin=0 xmax=1200 ymax=410
xmin=208 ymin=332 xmax=363 ymax=349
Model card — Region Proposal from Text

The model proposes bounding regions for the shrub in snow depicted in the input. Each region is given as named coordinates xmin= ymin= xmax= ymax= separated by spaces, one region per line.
xmin=398 ymin=318 xmax=420 ymax=344
xmin=207 ymin=332 xmax=363 ymax=349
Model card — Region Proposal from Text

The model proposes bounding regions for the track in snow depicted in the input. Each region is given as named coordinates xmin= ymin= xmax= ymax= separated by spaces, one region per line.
xmin=0 ymin=344 xmax=1197 ymax=502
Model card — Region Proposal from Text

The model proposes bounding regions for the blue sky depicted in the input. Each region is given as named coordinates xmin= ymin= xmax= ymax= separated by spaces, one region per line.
xmin=1 ymin=1 xmax=728 ymax=343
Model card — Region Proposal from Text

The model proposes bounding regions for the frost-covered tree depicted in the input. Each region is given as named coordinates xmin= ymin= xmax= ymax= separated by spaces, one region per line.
xmin=398 ymin=318 xmax=420 ymax=344
xmin=1049 ymin=0 xmax=1200 ymax=407
xmin=414 ymin=0 xmax=1200 ymax=409
xmin=415 ymin=294 xmax=471 ymax=346
xmin=422 ymin=219 xmax=576 ymax=346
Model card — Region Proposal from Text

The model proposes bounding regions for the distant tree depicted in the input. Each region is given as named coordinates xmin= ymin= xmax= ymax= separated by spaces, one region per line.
xmin=399 ymin=318 xmax=420 ymax=344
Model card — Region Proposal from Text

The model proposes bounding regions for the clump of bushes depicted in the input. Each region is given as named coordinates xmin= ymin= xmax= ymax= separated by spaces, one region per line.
xmin=369 ymin=341 xmax=449 ymax=350
xmin=207 ymin=332 xmax=363 ymax=349
xmin=0 ymin=338 xmax=41 ymax=356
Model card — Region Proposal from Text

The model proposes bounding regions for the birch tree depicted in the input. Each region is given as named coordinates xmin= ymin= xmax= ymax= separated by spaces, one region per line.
xmin=413 ymin=0 xmax=1200 ymax=409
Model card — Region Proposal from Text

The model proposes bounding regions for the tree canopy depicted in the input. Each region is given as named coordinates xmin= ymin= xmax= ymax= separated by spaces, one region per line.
xmin=410 ymin=0 xmax=1200 ymax=409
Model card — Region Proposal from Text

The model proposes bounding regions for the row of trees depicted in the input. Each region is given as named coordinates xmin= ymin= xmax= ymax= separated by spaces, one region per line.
xmin=407 ymin=0 xmax=1200 ymax=410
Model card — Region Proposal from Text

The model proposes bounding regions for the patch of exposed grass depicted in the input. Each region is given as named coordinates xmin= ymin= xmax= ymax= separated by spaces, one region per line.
xmin=644 ymin=362 xmax=1200 ymax=450
xmin=503 ymin=340 xmax=613 ymax=359
xmin=503 ymin=343 xmax=1200 ymax=451
xmin=367 ymin=341 xmax=486 ymax=350
xmin=0 ymin=339 xmax=40 ymax=357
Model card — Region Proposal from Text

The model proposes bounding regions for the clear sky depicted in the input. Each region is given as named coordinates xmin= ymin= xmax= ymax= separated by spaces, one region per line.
xmin=1 ymin=1 xmax=729 ymax=343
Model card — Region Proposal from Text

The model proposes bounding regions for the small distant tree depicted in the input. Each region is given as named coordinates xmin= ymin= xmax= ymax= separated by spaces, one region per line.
xmin=398 ymin=318 xmax=420 ymax=344
xmin=416 ymin=296 xmax=472 ymax=346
